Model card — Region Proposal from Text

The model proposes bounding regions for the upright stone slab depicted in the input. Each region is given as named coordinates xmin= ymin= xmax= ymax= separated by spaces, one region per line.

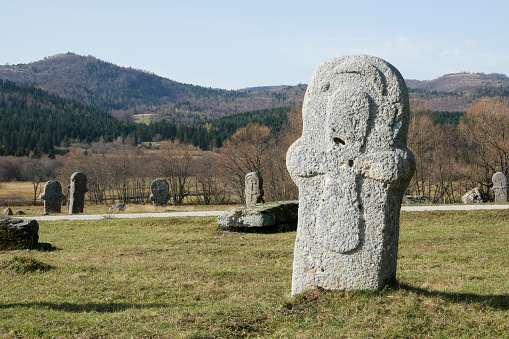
xmin=245 ymin=172 xmax=265 ymax=206
xmin=68 ymin=172 xmax=88 ymax=214
xmin=492 ymin=172 xmax=508 ymax=203
xmin=286 ymin=55 xmax=415 ymax=295
xmin=39 ymin=181 xmax=66 ymax=214
xmin=150 ymin=178 xmax=170 ymax=207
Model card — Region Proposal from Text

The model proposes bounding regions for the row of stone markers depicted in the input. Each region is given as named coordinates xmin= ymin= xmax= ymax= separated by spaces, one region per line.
xmin=40 ymin=172 xmax=88 ymax=214
xmin=39 ymin=175 xmax=172 ymax=214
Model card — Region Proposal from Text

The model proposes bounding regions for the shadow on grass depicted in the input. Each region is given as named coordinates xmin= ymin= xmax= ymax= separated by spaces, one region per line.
xmin=0 ymin=301 xmax=170 ymax=313
xmin=397 ymin=282 xmax=509 ymax=310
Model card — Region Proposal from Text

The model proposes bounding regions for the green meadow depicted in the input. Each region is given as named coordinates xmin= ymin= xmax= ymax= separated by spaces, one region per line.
xmin=1 ymin=210 xmax=508 ymax=338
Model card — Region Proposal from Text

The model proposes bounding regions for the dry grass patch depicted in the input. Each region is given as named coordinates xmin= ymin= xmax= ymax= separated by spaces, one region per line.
xmin=0 ymin=210 xmax=507 ymax=337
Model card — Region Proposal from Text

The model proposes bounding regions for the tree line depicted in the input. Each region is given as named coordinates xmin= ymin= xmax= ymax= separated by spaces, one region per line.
xmin=0 ymin=79 xmax=292 ymax=154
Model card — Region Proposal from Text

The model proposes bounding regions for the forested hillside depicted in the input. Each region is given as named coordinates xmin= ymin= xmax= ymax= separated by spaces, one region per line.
xmin=0 ymin=53 xmax=305 ymax=123
xmin=0 ymin=79 xmax=293 ymax=154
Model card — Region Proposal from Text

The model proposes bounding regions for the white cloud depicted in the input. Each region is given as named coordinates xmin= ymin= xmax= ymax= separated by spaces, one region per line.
xmin=439 ymin=48 xmax=460 ymax=56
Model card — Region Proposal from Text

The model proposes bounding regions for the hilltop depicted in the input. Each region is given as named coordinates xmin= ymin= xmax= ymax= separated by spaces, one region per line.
xmin=0 ymin=53 xmax=305 ymax=124
xmin=407 ymin=72 xmax=509 ymax=111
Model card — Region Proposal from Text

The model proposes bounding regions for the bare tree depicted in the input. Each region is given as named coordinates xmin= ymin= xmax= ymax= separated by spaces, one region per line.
xmin=458 ymin=98 xmax=509 ymax=189
xmin=220 ymin=124 xmax=274 ymax=204
xmin=160 ymin=139 xmax=198 ymax=205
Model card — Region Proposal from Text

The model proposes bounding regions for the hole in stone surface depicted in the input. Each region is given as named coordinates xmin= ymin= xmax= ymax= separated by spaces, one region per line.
xmin=383 ymin=183 xmax=388 ymax=188
xmin=348 ymin=159 xmax=354 ymax=167
xmin=321 ymin=268 xmax=325 ymax=272
xmin=358 ymin=204 xmax=362 ymax=210
xmin=333 ymin=137 xmax=345 ymax=145
xmin=332 ymin=128 xmax=337 ymax=132
xmin=368 ymin=194 xmax=371 ymax=198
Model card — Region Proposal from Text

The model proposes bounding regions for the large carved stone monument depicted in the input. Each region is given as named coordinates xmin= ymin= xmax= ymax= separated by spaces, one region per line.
xmin=68 ymin=172 xmax=88 ymax=214
xmin=286 ymin=55 xmax=415 ymax=295
xmin=245 ymin=172 xmax=265 ymax=206
xmin=492 ymin=172 xmax=508 ymax=203
xmin=39 ymin=181 xmax=66 ymax=214
xmin=150 ymin=178 xmax=170 ymax=207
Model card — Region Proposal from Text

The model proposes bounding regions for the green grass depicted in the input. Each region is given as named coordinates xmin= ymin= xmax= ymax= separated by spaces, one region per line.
xmin=0 ymin=210 xmax=508 ymax=338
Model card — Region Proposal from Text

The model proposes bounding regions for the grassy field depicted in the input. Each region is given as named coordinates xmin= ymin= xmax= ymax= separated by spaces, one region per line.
xmin=0 ymin=210 xmax=508 ymax=338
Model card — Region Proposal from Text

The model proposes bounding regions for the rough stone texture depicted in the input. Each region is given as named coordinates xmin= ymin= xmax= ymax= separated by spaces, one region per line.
xmin=68 ymin=172 xmax=88 ymax=214
xmin=462 ymin=187 xmax=487 ymax=203
xmin=402 ymin=195 xmax=432 ymax=204
xmin=492 ymin=172 xmax=508 ymax=203
xmin=286 ymin=55 xmax=415 ymax=295
xmin=0 ymin=216 xmax=39 ymax=250
xmin=245 ymin=172 xmax=265 ymax=206
xmin=2 ymin=207 xmax=13 ymax=216
xmin=109 ymin=203 xmax=125 ymax=213
xmin=150 ymin=178 xmax=169 ymax=207
xmin=217 ymin=201 xmax=298 ymax=233
xmin=39 ymin=181 xmax=66 ymax=214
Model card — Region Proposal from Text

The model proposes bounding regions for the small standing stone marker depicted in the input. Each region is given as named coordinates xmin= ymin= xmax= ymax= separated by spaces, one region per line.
xmin=150 ymin=178 xmax=170 ymax=207
xmin=245 ymin=172 xmax=265 ymax=206
xmin=68 ymin=172 xmax=88 ymax=214
xmin=286 ymin=55 xmax=415 ymax=295
xmin=492 ymin=172 xmax=508 ymax=203
xmin=39 ymin=181 xmax=66 ymax=214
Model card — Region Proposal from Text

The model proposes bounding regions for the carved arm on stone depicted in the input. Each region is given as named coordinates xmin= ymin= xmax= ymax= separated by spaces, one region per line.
xmin=356 ymin=148 xmax=415 ymax=185
xmin=286 ymin=139 xmax=328 ymax=179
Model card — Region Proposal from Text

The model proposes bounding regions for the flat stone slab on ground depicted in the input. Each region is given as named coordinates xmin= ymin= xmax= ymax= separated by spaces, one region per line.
xmin=217 ymin=201 xmax=298 ymax=233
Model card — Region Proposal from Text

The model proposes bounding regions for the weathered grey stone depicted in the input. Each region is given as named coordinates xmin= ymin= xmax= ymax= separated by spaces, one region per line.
xmin=109 ymin=203 xmax=125 ymax=213
xmin=149 ymin=178 xmax=169 ymax=207
xmin=245 ymin=172 xmax=265 ymax=206
xmin=492 ymin=172 xmax=508 ymax=203
xmin=402 ymin=195 xmax=432 ymax=204
xmin=2 ymin=207 xmax=13 ymax=216
xmin=39 ymin=181 xmax=66 ymax=214
xmin=13 ymin=210 xmax=24 ymax=215
xmin=217 ymin=201 xmax=298 ymax=233
xmin=461 ymin=187 xmax=487 ymax=204
xmin=0 ymin=216 xmax=39 ymax=250
xmin=68 ymin=172 xmax=88 ymax=214
xmin=286 ymin=55 xmax=415 ymax=295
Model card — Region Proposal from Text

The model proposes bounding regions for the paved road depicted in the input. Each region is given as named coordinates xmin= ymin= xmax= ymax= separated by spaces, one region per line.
xmin=22 ymin=204 xmax=509 ymax=221
xmin=401 ymin=204 xmax=509 ymax=212
xmin=29 ymin=210 xmax=225 ymax=221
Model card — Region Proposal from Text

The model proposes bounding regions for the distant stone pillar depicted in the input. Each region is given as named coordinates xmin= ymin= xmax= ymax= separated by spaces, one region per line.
xmin=492 ymin=172 xmax=508 ymax=203
xmin=245 ymin=172 xmax=265 ymax=206
xmin=68 ymin=172 xmax=88 ymax=214
xmin=150 ymin=178 xmax=170 ymax=207
xmin=286 ymin=55 xmax=415 ymax=295
xmin=39 ymin=181 xmax=66 ymax=214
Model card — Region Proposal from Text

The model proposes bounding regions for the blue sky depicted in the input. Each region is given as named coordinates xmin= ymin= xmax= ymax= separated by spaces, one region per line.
xmin=2 ymin=0 xmax=508 ymax=89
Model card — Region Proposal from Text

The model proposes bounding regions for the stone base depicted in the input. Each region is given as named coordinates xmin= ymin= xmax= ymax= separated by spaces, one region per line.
xmin=217 ymin=201 xmax=298 ymax=233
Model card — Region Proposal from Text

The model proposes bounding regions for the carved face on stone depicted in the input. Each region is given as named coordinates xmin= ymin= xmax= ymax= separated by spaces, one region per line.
xmin=245 ymin=172 xmax=264 ymax=205
xmin=246 ymin=172 xmax=262 ymax=193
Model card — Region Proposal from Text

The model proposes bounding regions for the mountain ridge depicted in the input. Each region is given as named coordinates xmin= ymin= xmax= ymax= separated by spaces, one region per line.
xmin=1 ymin=53 xmax=508 ymax=120
xmin=0 ymin=53 xmax=305 ymax=124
